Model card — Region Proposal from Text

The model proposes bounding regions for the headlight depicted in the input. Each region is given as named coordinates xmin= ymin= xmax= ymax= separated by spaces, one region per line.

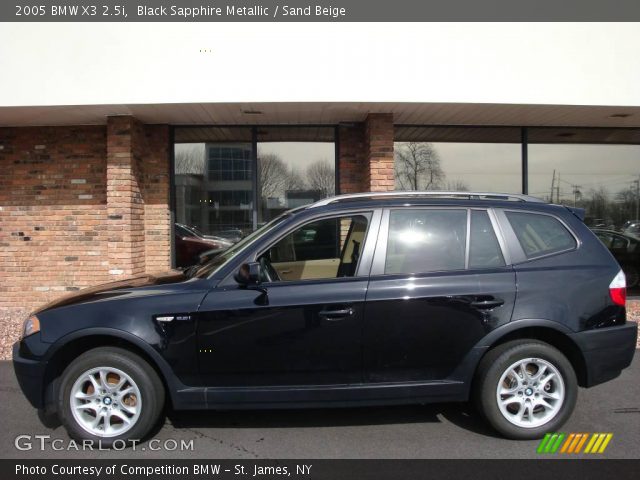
xmin=22 ymin=315 xmax=40 ymax=338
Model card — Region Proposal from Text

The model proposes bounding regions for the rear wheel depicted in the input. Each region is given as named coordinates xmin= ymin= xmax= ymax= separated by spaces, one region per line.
xmin=57 ymin=347 xmax=164 ymax=447
xmin=474 ymin=340 xmax=577 ymax=439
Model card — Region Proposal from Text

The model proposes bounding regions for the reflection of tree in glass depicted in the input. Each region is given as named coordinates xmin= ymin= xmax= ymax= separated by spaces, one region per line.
xmin=258 ymin=153 xmax=304 ymax=199
xmin=445 ymin=180 xmax=470 ymax=191
xmin=175 ymin=145 xmax=205 ymax=175
xmin=395 ymin=142 xmax=445 ymax=191
xmin=307 ymin=159 xmax=335 ymax=197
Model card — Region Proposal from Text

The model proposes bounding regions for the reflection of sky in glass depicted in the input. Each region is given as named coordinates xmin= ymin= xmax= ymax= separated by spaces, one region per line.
xmin=175 ymin=141 xmax=640 ymax=202
xmin=529 ymin=144 xmax=640 ymax=201
xmin=257 ymin=142 xmax=334 ymax=174
xmin=395 ymin=142 xmax=522 ymax=193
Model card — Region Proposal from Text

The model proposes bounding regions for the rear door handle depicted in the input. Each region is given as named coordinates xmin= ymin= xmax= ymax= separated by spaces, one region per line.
xmin=318 ymin=307 xmax=354 ymax=321
xmin=470 ymin=299 xmax=504 ymax=310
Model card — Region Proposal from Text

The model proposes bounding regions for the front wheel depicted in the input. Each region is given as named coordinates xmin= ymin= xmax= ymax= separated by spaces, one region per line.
xmin=57 ymin=347 xmax=165 ymax=447
xmin=474 ymin=340 xmax=577 ymax=439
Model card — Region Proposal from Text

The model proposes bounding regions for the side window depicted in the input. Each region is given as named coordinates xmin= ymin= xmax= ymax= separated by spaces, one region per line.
xmin=265 ymin=214 xmax=370 ymax=282
xmin=469 ymin=210 xmax=505 ymax=269
xmin=385 ymin=209 xmax=467 ymax=275
xmin=506 ymin=211 xmax=576 ymax=259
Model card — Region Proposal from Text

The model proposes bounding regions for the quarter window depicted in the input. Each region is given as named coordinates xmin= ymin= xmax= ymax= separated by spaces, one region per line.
xmin=506 ymin=211 xmax=576 ymax=259
xmin=385 ymin=209 xmax=467 ymax=274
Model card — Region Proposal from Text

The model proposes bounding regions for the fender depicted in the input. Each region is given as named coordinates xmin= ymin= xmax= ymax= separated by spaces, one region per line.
xmin=448 ymin=318 xmax=578 ymax=392
xmin=43 ymin=327 xmax=187 ymax=407
xmin=475 ymin=318 xmax=575 ymax=348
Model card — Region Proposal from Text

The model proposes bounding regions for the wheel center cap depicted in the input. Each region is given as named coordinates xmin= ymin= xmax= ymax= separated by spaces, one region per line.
xmin=524 ymin=387 xmax=533 ymax=396
xmin=103 ymin=397 xmax=112 ymax=405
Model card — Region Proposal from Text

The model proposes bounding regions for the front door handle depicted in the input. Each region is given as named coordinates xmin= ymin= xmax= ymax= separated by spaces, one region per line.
xmin=318 ymin=307 xmax=354 ymax=321
xmin=470 ymin=299 xmax=504 ymax=310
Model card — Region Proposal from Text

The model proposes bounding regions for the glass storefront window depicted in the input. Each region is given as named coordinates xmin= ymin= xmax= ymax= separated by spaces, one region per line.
xmin=394 ymin=127 xmax=522 ymax=193
xmin=257 ymin=127 xmax=335 ymax=225
xmin=174 ymin=126 xmax=335 ymax=267
xmin=528 ymin=135 xmax=640 ymax=230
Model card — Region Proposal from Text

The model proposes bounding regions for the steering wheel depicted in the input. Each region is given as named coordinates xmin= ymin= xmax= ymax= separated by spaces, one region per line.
xmin=259 ymin=255 xmax=280 ymax=283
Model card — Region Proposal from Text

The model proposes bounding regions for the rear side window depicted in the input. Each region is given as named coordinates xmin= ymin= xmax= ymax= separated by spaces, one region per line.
xmin=506 ymin=211 xmax=576 ymax=259
xmin=469 ymin=210 xmax=505 ymax=268
xmin=385 ymin=209 xmax=467 ymax=274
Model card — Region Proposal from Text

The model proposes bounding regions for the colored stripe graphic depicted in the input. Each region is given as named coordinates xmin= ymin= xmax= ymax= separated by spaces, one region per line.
xmin=537 ymin=433 xmax=613 ymax=454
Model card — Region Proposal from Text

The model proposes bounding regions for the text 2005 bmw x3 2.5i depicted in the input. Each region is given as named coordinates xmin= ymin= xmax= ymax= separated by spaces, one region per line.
xmin=13 ymin=192 xmax=638 ymax=445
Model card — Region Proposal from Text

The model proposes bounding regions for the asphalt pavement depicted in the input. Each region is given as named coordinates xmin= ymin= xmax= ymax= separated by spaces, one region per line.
xmin=0 ymin=358 xmax=638 ymax=459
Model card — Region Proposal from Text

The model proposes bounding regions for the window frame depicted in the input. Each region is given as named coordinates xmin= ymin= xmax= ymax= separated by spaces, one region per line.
xmin=495 ymin=209 xmax=580 ymax=263
xmin=370 ymin=207 xmax=511 ymax=277
xmin=221 ymin=208 xmax=382 ymax=287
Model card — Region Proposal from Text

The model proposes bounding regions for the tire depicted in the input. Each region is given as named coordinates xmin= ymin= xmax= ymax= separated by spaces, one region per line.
xmin=473 ymin=340 xmax=577 ymax=440
xmin=57 ymin=347 xmax=165 ymax=447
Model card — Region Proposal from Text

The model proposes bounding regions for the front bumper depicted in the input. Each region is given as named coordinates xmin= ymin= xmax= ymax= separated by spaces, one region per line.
xmin=569 ymin=322 xmax=638 ymax=387
xmin=12 ymin=341 xmax=47 ymax=409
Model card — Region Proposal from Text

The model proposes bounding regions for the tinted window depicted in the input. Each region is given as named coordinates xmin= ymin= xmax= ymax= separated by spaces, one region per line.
xmin=469 ymin=210 xmax=505 ymax=269
xmin=506 ymin=211 xmax=576 ymax=259
xmin=385 ymin=209 xmax=467 ymax=274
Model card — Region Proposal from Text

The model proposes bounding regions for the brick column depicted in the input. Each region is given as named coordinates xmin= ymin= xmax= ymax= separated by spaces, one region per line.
xmin=338 ymin=123 xmax=366 ymax=194
xmin=142 ymin=125 xmax=172 ymax=273
xmin=365 ymin=113 xmax=395 ymax=192
xmin=106 ymin=116 xmax=145 ymax=278
xmin=338 ymin=114 xmax=395 ymax=194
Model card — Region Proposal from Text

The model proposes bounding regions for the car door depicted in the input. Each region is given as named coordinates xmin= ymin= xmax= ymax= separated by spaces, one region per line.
xmin=196 ymin=210 xmax=380 ymax=387
xmin=363 ymin=207 xmax=516 ymax=383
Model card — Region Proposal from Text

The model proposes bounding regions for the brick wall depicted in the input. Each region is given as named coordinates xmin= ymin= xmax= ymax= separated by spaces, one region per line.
xmin=0 ymin=118 xmax=170 ymax=358
xmin=338 ymin=114 xmax=395 ymax=194
xmin=142 ymin=125 xmax=172 ymax=273
xmin=338 ymin=123 xmax=367 ymax=193
xmin=365 ymin=113 xmax=395 ymax=192
xmin=0 ymin=126 xmax=110 ymax=309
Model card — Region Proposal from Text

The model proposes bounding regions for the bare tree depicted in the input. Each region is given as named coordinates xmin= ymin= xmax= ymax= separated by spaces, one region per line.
xmin=394 ymin=142 xmax=445 ymax=190
xmin=306 ymin=159 xmax=335 ymax=197
xmin=585 ymin=186 xmax=610 ymax=220
xmin=174 ymin=145 xmax=205 ymax=175
xmin=445 ymin=180 xmax=470 ymax=191
xmin=258 ymin=153 xmax=307 ymax=200
xmin=258 ymin=153 xmax=290 ymax=199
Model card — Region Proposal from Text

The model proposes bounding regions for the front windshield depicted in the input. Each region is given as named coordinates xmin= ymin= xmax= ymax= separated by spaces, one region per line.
xmin=191 ymin=212 xmax=291 ymax=278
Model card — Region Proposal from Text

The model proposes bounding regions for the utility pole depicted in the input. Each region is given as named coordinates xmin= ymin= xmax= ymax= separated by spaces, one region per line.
xmin=550 ymin=170 xmax=556 ymax=203
xmin=556 ymin=173 xmax=561 ymax=204
xmin=634 ymin=178 xmax=640 ymax=220
xmin=572 ymin=185 xmax=582 ymax=207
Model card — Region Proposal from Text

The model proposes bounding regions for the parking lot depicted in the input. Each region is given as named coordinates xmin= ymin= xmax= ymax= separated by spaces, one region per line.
xmin=0 ymin=356 xmax=638 ymax=460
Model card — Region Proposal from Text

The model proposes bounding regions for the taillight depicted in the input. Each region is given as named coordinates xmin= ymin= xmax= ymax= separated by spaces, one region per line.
xmin=609 ymin=270 xmax=627 ymax=306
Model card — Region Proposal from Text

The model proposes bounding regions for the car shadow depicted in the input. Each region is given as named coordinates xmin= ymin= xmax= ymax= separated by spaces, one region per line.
xmin=166 ymin=402 xmax=502 ymax=438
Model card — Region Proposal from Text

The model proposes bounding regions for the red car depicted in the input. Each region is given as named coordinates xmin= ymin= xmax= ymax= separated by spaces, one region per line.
xmin=174 ymin=224 xmax=229 ymax=268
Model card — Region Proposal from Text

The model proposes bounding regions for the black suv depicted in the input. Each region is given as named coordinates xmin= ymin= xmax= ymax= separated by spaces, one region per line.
xmin=13 ymin=192 xmax=637 ymax=445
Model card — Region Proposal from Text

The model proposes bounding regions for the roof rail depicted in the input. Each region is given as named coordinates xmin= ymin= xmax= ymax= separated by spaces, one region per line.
xmin=309 ymin=191 xmax=545 ymax=208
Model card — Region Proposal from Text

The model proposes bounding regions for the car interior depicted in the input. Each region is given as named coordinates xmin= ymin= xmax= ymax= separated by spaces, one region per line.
xmin=259 ymin=215 xmax=370 ymax=282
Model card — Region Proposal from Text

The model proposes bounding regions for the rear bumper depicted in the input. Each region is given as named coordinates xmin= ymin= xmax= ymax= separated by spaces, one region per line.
xmin=569 ymin=322 xmax=638 ymax=387
xmin=12 ymin=341 xmax=47 ymax=409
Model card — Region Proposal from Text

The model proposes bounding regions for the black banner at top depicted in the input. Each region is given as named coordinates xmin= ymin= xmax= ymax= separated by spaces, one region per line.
xmin=3 ymin=0 xmax=640 ymax=21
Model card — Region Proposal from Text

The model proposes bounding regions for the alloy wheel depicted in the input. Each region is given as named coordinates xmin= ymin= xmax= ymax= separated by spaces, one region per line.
xmin=495 ymin=358 xmax=565 ymax=429
xmin=70 ymin=366 xmax=142 ymax=437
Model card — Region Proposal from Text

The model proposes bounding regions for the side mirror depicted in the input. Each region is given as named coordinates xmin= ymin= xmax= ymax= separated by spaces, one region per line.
xmin=235 ymin=262 xmax=262 ymax=286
